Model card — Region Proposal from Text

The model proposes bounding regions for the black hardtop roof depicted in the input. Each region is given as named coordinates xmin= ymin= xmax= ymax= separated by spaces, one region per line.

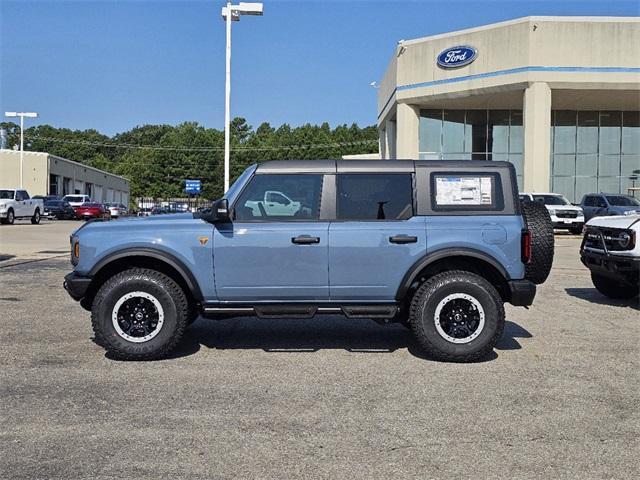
xmin=255 ymin=159 xmax=513 ymax=174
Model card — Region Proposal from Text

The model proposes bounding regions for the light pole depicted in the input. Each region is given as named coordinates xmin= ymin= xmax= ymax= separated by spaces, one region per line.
xmin=4 ymin=111 xmax=38 ymax=188
xmin=220 ymin=2 xmax=263 ymax=192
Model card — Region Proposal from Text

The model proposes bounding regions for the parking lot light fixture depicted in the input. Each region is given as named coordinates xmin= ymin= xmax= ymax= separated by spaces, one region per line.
xmin=4 ymin=111 xmax=39 ymax=188
xmin=220 ymin=2 xmax=263 ymax=192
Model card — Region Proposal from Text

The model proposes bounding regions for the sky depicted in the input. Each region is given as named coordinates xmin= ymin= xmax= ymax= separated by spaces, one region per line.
xmin=1 ymin=0 xmax=638 ymax=135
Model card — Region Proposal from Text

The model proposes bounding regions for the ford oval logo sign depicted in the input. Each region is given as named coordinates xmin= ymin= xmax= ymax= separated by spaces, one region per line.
xmin=437 ymin=46 xmax=478 ymax=68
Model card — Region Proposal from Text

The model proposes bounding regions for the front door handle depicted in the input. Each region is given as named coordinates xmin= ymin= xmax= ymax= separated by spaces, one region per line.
xmin=292 ymin=235 xmax=320 ymax=245
xmin=389 ymin=235 xmax=418 ymax=244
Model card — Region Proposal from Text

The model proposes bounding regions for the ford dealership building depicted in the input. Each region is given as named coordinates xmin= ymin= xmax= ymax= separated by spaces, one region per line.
xmin=377 ymin=16 xmax=640 ymax=201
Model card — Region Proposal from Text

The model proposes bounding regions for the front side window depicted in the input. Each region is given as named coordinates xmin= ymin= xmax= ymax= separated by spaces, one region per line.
xmin=606 ymin=195 xmax=640 ymax=207
xmin=234 ymin=174 xmax=323 ymax=221
xmin=336 ymin=174 xmax=413 ymax=220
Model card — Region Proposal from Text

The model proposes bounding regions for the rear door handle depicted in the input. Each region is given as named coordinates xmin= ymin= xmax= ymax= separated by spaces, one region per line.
xmin=389 ymin=235 xmax=418 ymax=244
xmin=292 ymin=235 xmax=320 ymax=245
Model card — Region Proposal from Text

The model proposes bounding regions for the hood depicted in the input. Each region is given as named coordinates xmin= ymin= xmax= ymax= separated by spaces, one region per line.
xmin=72 ymin=212 xmax=199 ymax=237
xmin=544 ymin=204 xmax=582 ymax=212
xmin=586 ymin=214 xmax=640 ymax=230
xmin=139 ymin=213 xmax=193 ymax=221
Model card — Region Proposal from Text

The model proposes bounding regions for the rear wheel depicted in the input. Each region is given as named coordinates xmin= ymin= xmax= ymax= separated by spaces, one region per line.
xmin=31 ymin=209 xmax=41 ymax=224
xmin=91 ymin=268 xmax=189 ymax=360
xmin=591 ymin=273 xmax=639 ymax=299
xmin=521 ymin=201 xmax=554 ymax=284
xmin=409 ymin=271 xmax=505 ymax=362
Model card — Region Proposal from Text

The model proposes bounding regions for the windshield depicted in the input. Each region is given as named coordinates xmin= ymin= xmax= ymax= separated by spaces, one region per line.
xmin=606 ymin=195 xmax=640 ymax=207
xmin=224 ymin=165 xmax=257 ymax=203
xmin=0 ymin=190 xmax=15 ymax=199
xmin=533 ymin=194 xmax=571 ymax=206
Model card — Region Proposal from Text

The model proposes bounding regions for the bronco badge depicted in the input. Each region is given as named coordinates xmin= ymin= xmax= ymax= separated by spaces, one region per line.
xmin=199 ymin=236 xmax=209 ymax=246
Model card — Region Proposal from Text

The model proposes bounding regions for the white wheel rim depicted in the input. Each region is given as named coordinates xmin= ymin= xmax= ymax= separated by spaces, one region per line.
xmin=434 ymin=293 xmax=485 ymax=344
xmin=112 ymin=291 xmax=165 ymax=343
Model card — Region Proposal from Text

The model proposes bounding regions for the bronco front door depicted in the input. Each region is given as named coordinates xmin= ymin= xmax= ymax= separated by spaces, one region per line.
xmin=213 ymin=173 xmax=329 ymax=301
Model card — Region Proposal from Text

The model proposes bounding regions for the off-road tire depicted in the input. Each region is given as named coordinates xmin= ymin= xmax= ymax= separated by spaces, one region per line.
xmin=91 ymin=268 xmax=189 ymax=360
xmin=521 ymin=201 xmax=554 ymax=284
xmin=1 ymin=208 xmax=15 ymax=225
xmin=31 ymin=209 xmax=41 ymax=225
xmin=591 ymin=273 xmax=639 ymax=300
xmin=409 ymin=271 xmax=505 ymax=362
xmin=187 ymin=303 xmax=200 ymax=326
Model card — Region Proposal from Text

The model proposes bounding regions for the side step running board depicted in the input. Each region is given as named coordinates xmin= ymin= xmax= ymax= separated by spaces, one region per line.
xmin=203 ymin=304 xmax=398 ymax=320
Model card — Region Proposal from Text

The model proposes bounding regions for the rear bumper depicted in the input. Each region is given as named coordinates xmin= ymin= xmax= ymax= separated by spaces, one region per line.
xmin=63 ymin=271 xmax=92 ymax=301
xmin=507 ymin=280 xmax=536 ymax=306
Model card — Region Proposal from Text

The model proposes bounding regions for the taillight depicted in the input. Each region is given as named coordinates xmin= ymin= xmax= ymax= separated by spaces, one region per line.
xmin=74 ymin=241 xmax=80 ymax=259
xmin=521 ymin=229 xmax=531 ymax=264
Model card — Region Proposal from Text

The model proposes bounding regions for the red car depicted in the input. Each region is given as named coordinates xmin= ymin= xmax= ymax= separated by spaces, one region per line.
xmin=74 ymin=202 xmax=110 ymax=221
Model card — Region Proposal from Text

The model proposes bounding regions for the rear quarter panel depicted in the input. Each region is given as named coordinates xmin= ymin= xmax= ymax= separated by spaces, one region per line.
xmin=425 ymin=215 xmax=526 ymax=279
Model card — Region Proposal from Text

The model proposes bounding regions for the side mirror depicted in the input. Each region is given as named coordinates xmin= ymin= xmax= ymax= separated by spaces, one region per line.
xmin=201 ymin=198 xmax=230 ymax=223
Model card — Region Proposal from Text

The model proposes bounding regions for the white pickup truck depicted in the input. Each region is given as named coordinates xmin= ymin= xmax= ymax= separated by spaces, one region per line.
xmin=0 ymin=189 xmax=43 ymax=225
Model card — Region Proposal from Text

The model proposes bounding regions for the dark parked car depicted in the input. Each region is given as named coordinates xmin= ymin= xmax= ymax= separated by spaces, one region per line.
xmin=74 ymin=202 xmax=110 ymax=220
xmin=580 ymin=193 xmax=640 ymax=221
xmin=33 ymin=195 xmax=62 ymax=202
xmin=43 ymin=200 xmax=76 ymax=220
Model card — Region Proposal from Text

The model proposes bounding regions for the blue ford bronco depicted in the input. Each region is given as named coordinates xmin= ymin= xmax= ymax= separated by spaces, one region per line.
xmin=64 ymin=160 xmax=554 ymax=362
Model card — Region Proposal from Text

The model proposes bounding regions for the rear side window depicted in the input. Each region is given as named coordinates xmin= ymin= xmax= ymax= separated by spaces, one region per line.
xmin=431 ymin=173 xmax=504 ymax=212
xmin=234 ymin=174 xmax=323 ymax=221
xmin=336 ymin=174 xmax=414 ymax=220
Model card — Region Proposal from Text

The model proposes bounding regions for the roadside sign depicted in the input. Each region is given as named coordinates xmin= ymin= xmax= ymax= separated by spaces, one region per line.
xmin=185 ymin=179 xmax=201 ymax=195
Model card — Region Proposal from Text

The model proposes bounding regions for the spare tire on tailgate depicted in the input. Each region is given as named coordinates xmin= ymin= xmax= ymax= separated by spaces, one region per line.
xmin=521 ymin=201 xmax=554 ymax=284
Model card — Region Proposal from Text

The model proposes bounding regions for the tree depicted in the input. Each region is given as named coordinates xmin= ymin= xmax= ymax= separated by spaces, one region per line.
xmin=15 ymin=118 xmax=379 ymax=200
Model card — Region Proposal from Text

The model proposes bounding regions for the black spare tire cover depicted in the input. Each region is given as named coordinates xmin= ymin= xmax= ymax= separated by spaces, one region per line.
xmin=521 ymin=201 xmax=554 ymax=285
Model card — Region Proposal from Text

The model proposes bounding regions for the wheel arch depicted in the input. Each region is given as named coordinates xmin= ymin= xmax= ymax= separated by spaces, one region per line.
xmin=396 ymin=248 xmax=511 ymax=303
xmin=82 ymin=248 xmax=203 ymax=310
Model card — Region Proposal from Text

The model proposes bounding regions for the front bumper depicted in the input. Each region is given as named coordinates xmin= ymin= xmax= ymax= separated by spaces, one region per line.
xmin=580 ymin=249 xmax=640 ymax=282
xmin=507 ymin=280 xmax=536 ymax=306
xmin=63 ymin=271 xmax=92 ymax=301
xmin=550 ymin=215 xmax=584 ymax=229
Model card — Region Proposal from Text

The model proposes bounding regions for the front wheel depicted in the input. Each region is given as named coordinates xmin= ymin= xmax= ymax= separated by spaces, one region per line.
xmin=1 ymin=208 xmax=15 ymax=225
xmin=91 ymin=268 xmax=189 ymax=360
xmin=409 ymin=271 xmax=505 ymax=362
xmin=591 ymin=273 xmax=639 ymax=300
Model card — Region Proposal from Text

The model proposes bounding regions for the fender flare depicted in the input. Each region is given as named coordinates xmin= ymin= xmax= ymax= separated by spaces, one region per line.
xmin=89 ymin=247 xmax=204 ymax=301
xmin=395 ymin=248 xmax=510 ymax=301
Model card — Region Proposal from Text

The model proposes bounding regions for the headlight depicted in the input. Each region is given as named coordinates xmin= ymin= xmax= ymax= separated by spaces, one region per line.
xmin=623 ymin=210 xmax=638 ymax=216
xmin=619 ymin=232 xmax=631 ymax=248
xmin=548 ymin=209 xmax=556 ymax=215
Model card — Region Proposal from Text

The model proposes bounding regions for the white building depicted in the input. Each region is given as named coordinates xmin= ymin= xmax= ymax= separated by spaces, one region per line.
xmin=377 ymin=16 xmax=640 ymax=201
xmin=0 ymin=149 xmax=130 ymax=204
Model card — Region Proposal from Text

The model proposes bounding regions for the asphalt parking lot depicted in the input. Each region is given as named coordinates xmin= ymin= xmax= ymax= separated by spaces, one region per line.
xmin=1 ymin=220 xmax=638 ymax=479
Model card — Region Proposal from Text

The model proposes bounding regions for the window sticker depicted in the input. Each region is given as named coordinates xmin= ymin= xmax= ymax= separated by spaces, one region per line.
xmin=435 ymin=176 xmax=493 ymax=205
